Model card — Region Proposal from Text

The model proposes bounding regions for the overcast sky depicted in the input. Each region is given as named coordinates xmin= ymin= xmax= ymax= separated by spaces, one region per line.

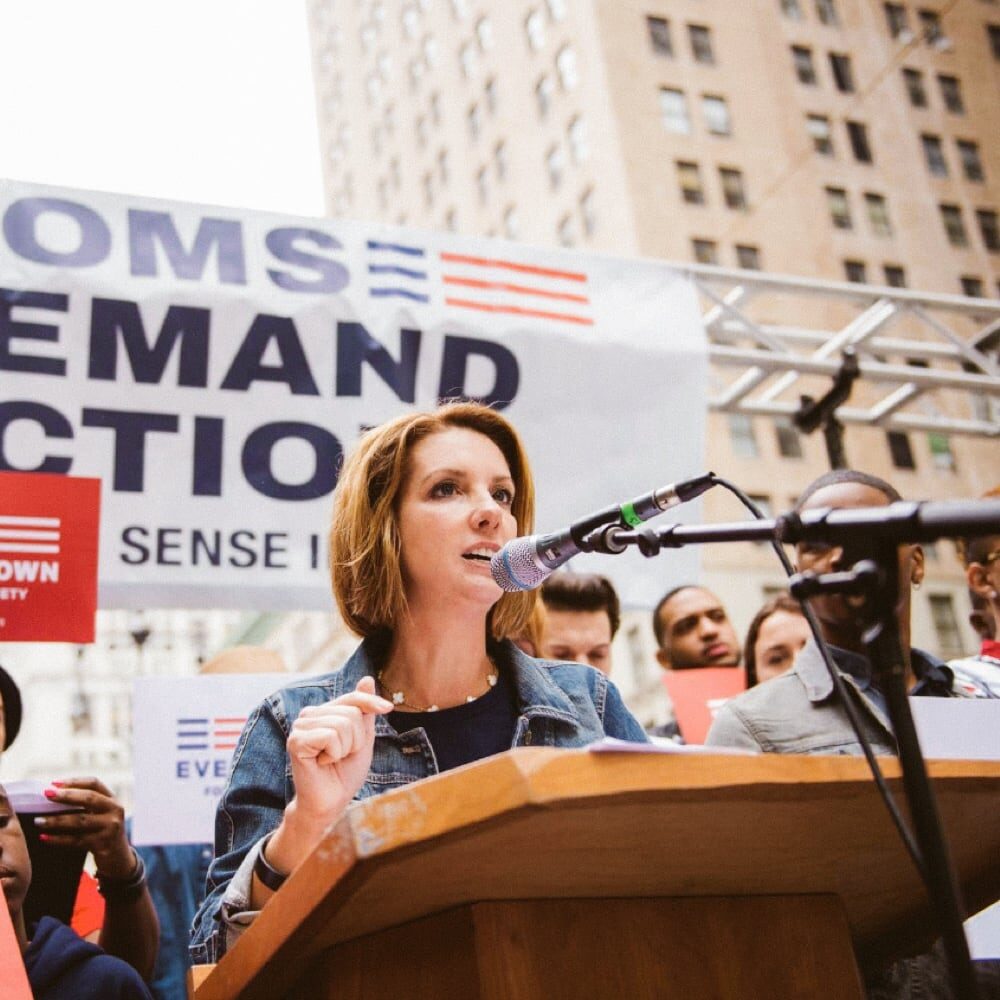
xmin=0 ymin=0 xmax=324 ymax=216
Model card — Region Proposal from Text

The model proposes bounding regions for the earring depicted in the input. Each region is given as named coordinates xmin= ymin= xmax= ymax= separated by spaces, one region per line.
xmin=912 ymin=580 xmax=922 ymax=591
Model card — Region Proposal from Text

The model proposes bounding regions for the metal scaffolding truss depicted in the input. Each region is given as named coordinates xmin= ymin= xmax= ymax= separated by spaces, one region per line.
xmin=680 ymin=264 xmax=1000 ymax=438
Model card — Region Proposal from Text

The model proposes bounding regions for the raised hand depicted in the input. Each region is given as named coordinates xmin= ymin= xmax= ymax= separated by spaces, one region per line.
xmin=264 ymin=676 xmax=393 ymax=881
xmin=37 ymin=777 xmax=135 ymax=877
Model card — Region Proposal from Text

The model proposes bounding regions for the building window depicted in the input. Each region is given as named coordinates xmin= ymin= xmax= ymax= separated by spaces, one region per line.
xmin=467 ymin=103 xmax=482 ymax=140
xmin=829 ymin=53 xmax=855 ymax=92
xmin=692 ymin=238 xmax=719 ymax=264
xmin=647 ymin=16 xmax=673 ymax=56
xmin=792 ymin=46 xmax=817 ymax=85
xmin=677 ymin=161 xmax=705 ymax=204
xmin=977 ymin=209 xmax=1000 ymax=252
xmin=450 ymin=0 xmax=468 ymax=19
xmin=720 ymin=167 xmax=748 ymax=209
xmin=807 ymin=114 xmax=834 ymax=155
xmin=884 ymin=3 xmax=910 ymax=39
xmin=846 ymin=121 xmax=873 ymax=163
xmin=780 ymin=0 xmax=803 ymax=20
xmin=957 ymin=140 xmax=984 ymax=182
xmin=921 ymin=134 xmax=948 ymax=177
xmin=568 ymin=116 xmax=589 ymax=163
xmin=735 ymin=244 xmax=761 ymax=269
xmin=865 ymin=193 xmax=892 ymax=236
xmin=415 ymin=116 xmax=428 ymax=149
xmin=503 ymin=205 xmax=519 ymax=239
xmin=525 ymin=8 xmax=547 ymax=51
xmin=961 ymin=275 xmax=984 ymax=298
xmin=437 ymin=149 xmax=449 ymax=184
xmin=580 ymin=187 xmax=596 ymax=237
xmin=918 ymin=9 xmax=944 ymax=44
xmin=659 ymin=87 xmax=691 ymax=134
xmin=939 ymin=203 xmax=968 ymax=246
xmin=990 ymin=24 xmax=1000 ymax=60
xmin=844 ymin=259 xmax=867 ymax=283
xmin=938 ymin=74 xmax=964 ymax=114
xmin=816 ymin=0 xmax=840 ymax=27
xmin=928 ymin=594 xmax=964 ymax=659
xmin=728 ymin=414 xmax=759 ymax=458
xmin=884 ymin=264 xmax=907 ymax=287
xmin=702 ymin=94 xmax=731 ymax=135
xmin=423 ymin=171 xmax=435 ymax=209
xmin=887 ymin=430 xmax=916 ymax=469
xmin=476 ymin=16 xmax=494 ymax=52
xmin=903 ymin=68 xmax=927 ymax=107
xmin=557 ymin=214 xmax=576 ymax=247
xmin=430 ymin=91 xmax=442 ymax=125
xmin=689 ymin=24 xmax=715 ymax=64
xmin=444 ymin=207 xmax=457 ymax=231
xmin=546 ymin=144 xmax=565 ymax=188
xmin=494 ymin=140 xmax=508 ymax=181
xmin=556 ymin=45 xmax=579 ymax=90
xmin=775 ymin=418 xmax=803 ymax=458
xmin=476 ymin=166 xmax=489 ymax=205
xmin=535 ymin=74 xmax=554 ymax=117
xmin=826 ymin=187 xmax=852 ymax=229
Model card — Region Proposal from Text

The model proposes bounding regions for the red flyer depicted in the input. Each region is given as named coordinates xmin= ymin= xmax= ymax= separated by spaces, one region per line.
xmin=661 ymin=667 xmax=747 ymax=745
xmin=0 ymin=895 xmax=32 ymax=1000
xmin=0 ymin=472 xmax=100 ymax=642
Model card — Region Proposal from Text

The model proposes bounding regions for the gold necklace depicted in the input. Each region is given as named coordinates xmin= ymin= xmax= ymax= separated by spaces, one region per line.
xmin=375 ymin=667 xmax=499 ymax=713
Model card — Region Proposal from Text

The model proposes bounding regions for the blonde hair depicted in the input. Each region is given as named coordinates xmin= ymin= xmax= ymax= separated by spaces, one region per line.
xmin=330 ymin=402 xmax=537 ymax=640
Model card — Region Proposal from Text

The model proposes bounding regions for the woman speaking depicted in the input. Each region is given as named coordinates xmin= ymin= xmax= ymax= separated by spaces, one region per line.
xmin=190 ymin=403 xmax=647 ymax=962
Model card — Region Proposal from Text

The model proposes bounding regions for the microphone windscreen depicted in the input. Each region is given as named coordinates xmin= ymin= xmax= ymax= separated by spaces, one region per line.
xmin=491 ymin=539 xmax=547 ymax=591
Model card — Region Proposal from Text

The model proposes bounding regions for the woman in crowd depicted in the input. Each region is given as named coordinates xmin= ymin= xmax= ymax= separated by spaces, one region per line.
xmin=190 ymin=402 xmax=648 ymax=963
xmin=743 ymin=594 xmax=811 ymax=687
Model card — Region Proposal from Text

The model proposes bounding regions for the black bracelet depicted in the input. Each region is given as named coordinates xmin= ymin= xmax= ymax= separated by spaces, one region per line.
xmin=253 ymin=834 xmax=288 ymax=892
xmin=96 ymin=850 xmax=147 ymax=903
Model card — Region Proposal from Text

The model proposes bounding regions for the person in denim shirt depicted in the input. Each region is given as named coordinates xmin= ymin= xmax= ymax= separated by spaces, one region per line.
xmin=190 ymin=403 xmax=648 ymax=963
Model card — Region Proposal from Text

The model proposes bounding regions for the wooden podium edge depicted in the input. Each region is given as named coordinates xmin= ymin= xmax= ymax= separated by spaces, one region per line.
xmin=194 ymin=751 xmax=1000 ymax=1000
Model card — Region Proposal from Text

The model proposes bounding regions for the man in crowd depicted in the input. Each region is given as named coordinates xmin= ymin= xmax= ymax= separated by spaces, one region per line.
xmin=649 ymin=585 xmax=741 ymax=740
xmin=537 ymin=572 xmax=620 ymax=677
xmin=652 ymin=586 xmax=741 ymax=670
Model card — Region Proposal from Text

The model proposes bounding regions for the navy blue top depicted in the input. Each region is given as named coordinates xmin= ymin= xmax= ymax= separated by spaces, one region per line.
xmin=389 ymin=667 xmax=518 ymax=772
xmin=833 ymin=645 xmax=956 ymax=716
xmin=25 ymin=916 xmax=153 ymax=1000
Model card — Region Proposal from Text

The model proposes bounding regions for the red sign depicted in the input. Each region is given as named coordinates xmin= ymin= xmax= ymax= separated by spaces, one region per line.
xmin=0 ymin=472 xmax=100 ymax=642
xmin=661 ymin=667 xmax=747 ymax=745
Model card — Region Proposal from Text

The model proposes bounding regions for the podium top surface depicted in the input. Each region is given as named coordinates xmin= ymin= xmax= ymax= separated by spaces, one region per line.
xmin=196 ymin=749 xmax=1000 ymax=1000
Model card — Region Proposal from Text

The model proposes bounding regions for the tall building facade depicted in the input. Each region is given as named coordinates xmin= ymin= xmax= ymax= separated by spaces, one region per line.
xmin=305 ymin=0 xmax=998 ymax=706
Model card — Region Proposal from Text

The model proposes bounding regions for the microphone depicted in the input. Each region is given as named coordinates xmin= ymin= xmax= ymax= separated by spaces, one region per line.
xmin=491 ymin=473 xmax=716 ymax=592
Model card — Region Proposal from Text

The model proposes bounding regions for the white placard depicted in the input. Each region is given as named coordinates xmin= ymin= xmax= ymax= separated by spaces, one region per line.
xmin=0 ymin=179 xmax=708 ymax=611
xmin=912 ymin=698 xmax=1000 ymax=959
xmin=131 ymin=673 xmax=293 ymax=845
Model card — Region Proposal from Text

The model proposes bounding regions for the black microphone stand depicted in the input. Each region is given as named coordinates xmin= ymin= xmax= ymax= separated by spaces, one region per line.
xmin=790 ymin=549 xmax=979 ymax=1000
xmin=585 ymin=498 xmax=1000 ymax=1000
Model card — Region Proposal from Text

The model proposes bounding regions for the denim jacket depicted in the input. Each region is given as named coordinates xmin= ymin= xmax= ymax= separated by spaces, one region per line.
xmin=189 ymin=637 xmax=647 ymax=963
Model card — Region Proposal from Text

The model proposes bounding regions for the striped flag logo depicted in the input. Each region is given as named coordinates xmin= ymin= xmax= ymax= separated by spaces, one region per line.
xmin=0 ymin=515 xmax=61 ymax=554
xmin=440 ymin=252 xmax=593 ymax=327
xmin=175 ymin=717 xmax=247 ymax=752
xmin=365 ymin=240 xmax=593 ymax=326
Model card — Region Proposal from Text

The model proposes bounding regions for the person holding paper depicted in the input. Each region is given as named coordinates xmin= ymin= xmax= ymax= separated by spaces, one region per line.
xmin=0 ymin=785 xmax=153 ymax=1000
xmin=190 ymin=402 xmax=648 ymax=963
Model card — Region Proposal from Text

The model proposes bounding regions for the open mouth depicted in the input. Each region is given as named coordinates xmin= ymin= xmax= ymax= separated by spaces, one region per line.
xmin=463 ymin=550 xmax=495 ymax=562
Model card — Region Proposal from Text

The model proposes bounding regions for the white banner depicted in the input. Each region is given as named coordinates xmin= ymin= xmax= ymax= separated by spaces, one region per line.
xmin=0 ymin=180 xmax=707 ymax=610
xmin=131 ymin=673 xmax=292 ymax=845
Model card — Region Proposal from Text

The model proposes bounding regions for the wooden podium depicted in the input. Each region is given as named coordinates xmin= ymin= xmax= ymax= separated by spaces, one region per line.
xmin=192 ymin=750 xmax=1000 ymax=1000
